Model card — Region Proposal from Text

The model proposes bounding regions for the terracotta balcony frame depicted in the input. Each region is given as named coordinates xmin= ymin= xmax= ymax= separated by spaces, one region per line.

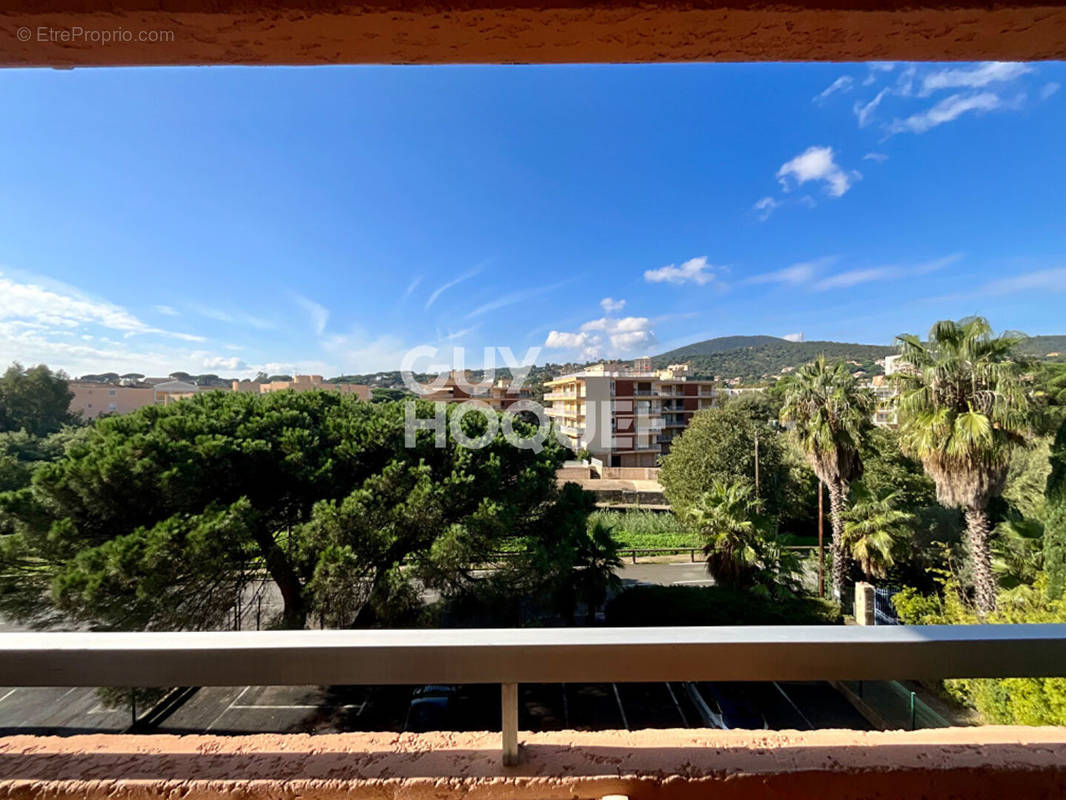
xmin=3 ymin=0 xmax=1066 ymax=68
xmin=3 ymin=624 xmax=1066 ymax=765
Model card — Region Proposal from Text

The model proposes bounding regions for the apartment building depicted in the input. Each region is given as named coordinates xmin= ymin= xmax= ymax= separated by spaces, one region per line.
xmin=238 ymin=374 xmax=371 ymax=400
xmin=544 ymin=360 xmax=722 ymax=467
xmin=68 ymin=379 xmax=204 ymax=420
xmin=417 ymin=371 xmax=532 ymax=411
xmin=867 ymin=354 xmax=903 ymax=427
xmin=71 ymin=375 xmax=371 ymax=420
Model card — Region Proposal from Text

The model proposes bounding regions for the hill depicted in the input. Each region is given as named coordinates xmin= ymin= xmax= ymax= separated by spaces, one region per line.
xmin=652 ymin=337 xmax=895 ymax=383
xmin=1016 ymin=335 xmax=1066 ymax=362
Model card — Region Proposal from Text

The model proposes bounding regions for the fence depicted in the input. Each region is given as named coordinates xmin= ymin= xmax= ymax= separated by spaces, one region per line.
xmin=874 ymin=587 xmax=902 ymax=626
xmin=3 ymin=625 xmax=1065 ymax=765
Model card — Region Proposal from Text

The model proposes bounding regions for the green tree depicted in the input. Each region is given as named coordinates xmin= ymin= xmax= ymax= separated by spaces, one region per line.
xmin=516 ymin=482 xmax=612 ymax=625
xmin=0 ymin=364 xmax=75 ymax=437
xmin=659 ymin=400 xmax=790 ymax=520
xmin=842 ymin=487 xmax=914 ymax=580
xmin=572 ymin=518 xmax=623 ymax=624
xmin=991 ymin=514 xmax=1043 ymax=590
xmin=779 ymin=356 xmax=873 ymax=598
xmin=686 ymin=481 xmax=765 ymax=590
xmin=0 ymin=392 xmax=567 ymax=630
xmin=895 ymin=317 xmax=1035 ymax=614
xmin=1045 ymin=419 xmax=1066 ymax=600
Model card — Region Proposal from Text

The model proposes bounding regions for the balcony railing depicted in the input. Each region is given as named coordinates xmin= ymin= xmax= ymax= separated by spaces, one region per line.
xmin=2 ymin=626 xmax=1066 ymax=765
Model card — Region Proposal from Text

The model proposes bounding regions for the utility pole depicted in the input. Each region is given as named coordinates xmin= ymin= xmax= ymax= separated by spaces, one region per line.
xmin=817 ymin=478 xmax=825 ymax=598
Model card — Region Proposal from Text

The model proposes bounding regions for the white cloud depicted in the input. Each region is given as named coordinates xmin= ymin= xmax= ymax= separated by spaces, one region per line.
xmin=546 ymin=315 xmax=657 ymax=360
xmin=611 ymin=329 xmax=655 ymax=350
xmin=600 ymin=297 xmax=626 ymax=313
xmin=189 ymin=304 xmax=274 ymax=331
xmin=1042 ymin=82 xmax=1061 ymax=100
xmin=644 ymin=256 xmax=717 ymax=286
xmin=979 ymin=268 xmax=1066 ymax=295
xmin=426 ymin=267 xmax=480 ymax=309
xmin=783 ymin=332 xmax=804 ymax=342
xmin=753 ymin=196 xmax=779 ymax=221
xmin=321 ymin=329 xmax=413 ymax=374
xmin=0 ymin=273 xmax=204 ymax=342
xmin=815 ymin=268 xmax=892 ymax=291
xmin=863 ymin=152 xmax=889 ymax=162
xmin=154 ymin=304 xmax=179 ymax=316
xmin=895 ymin=65 xmax=918 ymax=97
xmin=294 ymin=295 xmax=329 ymax=336
xmin=921 ymin=62 xmax=1031 ymax=95
xmin=401 ymin=275 xmax=422 ymax=302
xmin=776 ymin=146 xmax=859 ymax=198
xmin=814 ymin=75 xmax=853 ymax=103
xmin=545 ymin=330 xmax=593 ymax=349
xmin=888 ymin=92 xmax=1002 ymax=135
xmin=465 ymin=279 xmax=571 ymax=318
xmin=853 ymin=88 xmax=889 ymax=128
xmin=203 ymin=356 xmax=247 ymax=371
xmin=815 ymin=253 xmax=962 ymax=291
xmin=747 ymin=257 xmax=833 ymax=287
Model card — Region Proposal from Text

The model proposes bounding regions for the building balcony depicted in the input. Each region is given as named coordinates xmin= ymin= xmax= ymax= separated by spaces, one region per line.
xmin=1 ymin=626 xmax=1065 ymax=797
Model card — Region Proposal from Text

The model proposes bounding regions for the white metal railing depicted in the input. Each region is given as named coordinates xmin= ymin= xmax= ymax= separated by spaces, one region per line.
xmin=2 ymin=626 xmax=1066 ymax=765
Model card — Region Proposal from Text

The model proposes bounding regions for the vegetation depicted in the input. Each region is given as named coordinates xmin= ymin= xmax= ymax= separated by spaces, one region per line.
xmin=894 ymin=573 xmax=1066 ymax=725
xmin=0 ymin=392 xmax=573 ymax=630
xmin=1045 ymin=419 xmax=1066 ymax=599
xmin=0 ymin=364 xmax=75 ymax=436
xmin=587 ymin=509 xmax=699 ymax=549
xmin=4 ymin=317 xmax=1065 ymax=727
xmin=651 ymin=336 xmax=894 ymax=383
xmin=606 ymin=584 xmax=840 ymax=626
xmin=780 ymin=356 xmax=873 ymax=598
xmin=841 ymin=488 xmax=914 ymax=580
xmin=659 ymin=399 xmax=791 ymax=519
xmin=895 ymin=317 xmax=1035 ymax=615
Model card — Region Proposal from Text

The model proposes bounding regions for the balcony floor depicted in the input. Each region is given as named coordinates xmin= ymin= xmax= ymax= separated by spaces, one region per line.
xmin=2 ymin=727 xmax=1065 ymax=799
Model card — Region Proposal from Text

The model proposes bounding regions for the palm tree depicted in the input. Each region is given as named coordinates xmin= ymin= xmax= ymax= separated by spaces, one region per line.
xmin=991 ymin=515 xmax=1044 ymax=590
xmin=686 ymin=480 xmax=766 ymax=589
xmin=895 ymin=317 xmax=1034 ymax=615
xmin=842 ymin=487 xmax=914 ymax=580
xmin=780 ymin=356 xmax=873 ymax=598
xmin=573 ymin=519 xmax=623 ymax=624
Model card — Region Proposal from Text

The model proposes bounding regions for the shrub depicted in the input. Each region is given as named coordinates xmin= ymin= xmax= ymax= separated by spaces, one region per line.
xmin=894 ymin=573 xmax=1066 ymax=725
xmin=605 ymin=584 xmax=840 ymax=627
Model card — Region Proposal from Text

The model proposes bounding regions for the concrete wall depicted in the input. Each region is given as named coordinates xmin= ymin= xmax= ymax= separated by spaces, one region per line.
xmin=2 ymin=728 xmax=1065 ymax=799
xmin=600 ymin=467 xmax=661 ymax=481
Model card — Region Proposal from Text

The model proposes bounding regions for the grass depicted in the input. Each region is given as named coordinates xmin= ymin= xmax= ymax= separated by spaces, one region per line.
xmin=589 ymin=509 xmax=703 ymax=550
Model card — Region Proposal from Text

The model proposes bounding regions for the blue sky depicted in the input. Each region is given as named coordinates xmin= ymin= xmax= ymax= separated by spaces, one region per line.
xmin=1 ymin=61 xmax=1064 ymax=377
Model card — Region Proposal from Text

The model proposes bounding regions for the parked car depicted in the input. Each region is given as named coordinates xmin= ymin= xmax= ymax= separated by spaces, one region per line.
xmin=404 ymin=685 xmax=456 ymax=732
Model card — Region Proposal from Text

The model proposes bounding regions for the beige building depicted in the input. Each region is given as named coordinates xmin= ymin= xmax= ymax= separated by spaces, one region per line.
xmin=68 ymin=379 xmax=205 ymax=420
xmin=246 ymin=375 xmax=371 ymax=400
xmin=416 ymin=371 xmax=532 ymax=411
xmin=544 ymin=358 xmax=728 ymax=467
xmin=71 ymin=375 xmax=370 ymax=420
xmin=867 ymin=355 xmax=904 ymax=427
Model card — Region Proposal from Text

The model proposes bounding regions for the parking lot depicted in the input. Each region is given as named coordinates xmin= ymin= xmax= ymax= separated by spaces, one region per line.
xmin=0 ymin=679 xmax=869 ymax=735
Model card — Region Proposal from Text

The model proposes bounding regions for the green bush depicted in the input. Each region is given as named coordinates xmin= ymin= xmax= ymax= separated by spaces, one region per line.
xmin=605 ymin=584 xmax=841 ymax=626
xmin=589 ymin=509 xmax=684 ymax=535
xmin=894 ymin=574 xmax=1066 ymax=725
xmin=588 ymin=510 xmax=702 ymax=549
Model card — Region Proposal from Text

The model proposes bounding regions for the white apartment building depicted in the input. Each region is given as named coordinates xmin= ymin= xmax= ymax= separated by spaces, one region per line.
xmin=544 ymin=360 xmax=725 ymax=467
